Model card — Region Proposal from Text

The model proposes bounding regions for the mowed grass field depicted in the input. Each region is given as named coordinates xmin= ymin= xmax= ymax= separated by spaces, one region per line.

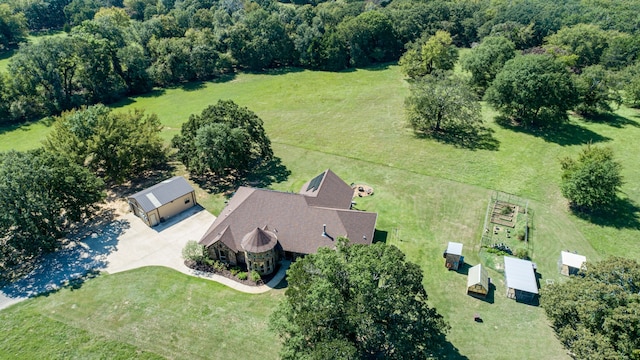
xmin=1 ymin=64 xmax=639 ymax=359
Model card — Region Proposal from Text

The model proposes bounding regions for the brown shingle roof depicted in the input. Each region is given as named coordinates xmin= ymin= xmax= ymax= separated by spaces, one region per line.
xmin=199 ymin=170 xmax=377 ymax=255
xmin=241 ymin=227 xmax=278 ymax=253
xmin=299 ymin=169 xmax=354 ymax=209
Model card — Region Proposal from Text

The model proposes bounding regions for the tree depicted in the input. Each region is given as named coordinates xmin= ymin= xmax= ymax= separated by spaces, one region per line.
xmin=399 ymin=30 xmax=458 ymax=79
xmin=172 ymin=100 xmax=273 ymax=176
xmin=226 ymin=9 xmax=294 ymax=70
xmin=541 ymin=257 xmax=640 ymax=360
xmin=270 ymin=240 xmax=449 ymax=360
xmin=573 ymin=65 xmax=622 ymax=116
xmin=560 ymin=144 xmax=623 ymax=212
xmin=405 ymin=72 xmax=481 ymax=134
xmin=337 ymin=10 xmax=399 ymax=67
xmin=544 ymin=24 xmax=610 ymax=69
xmin=461 ymin=36 xmax=516 ymax=93
xmin=484 ymin=54 xmax=577 ymax=125
xmin=0 ymin=4 xmax=27 ymax=51
xmin=0 ymin=150 xmax=104 ymax=268
xmin=44 ymin=104 xmax=167 ymax=183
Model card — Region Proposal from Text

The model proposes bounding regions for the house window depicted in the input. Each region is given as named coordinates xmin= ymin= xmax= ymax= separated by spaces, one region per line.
xmin=185 ymin=198 xmax=190 ymax=204
xmin=218 ymin=249 xmax=227 ymax=261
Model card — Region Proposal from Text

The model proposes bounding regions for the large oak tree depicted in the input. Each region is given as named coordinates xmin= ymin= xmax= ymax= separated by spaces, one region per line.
xmin=270 ymin=240 xmax=449 ymax=360
xmin=172 ymin=100 xmax=273 ymax=176
xmin=484 ymin=54 xmax=577 ymax=125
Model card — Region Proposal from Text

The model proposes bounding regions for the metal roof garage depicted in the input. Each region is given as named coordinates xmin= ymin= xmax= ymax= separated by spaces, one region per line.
xmin=127 ymin=176 xmax=196 ymax=227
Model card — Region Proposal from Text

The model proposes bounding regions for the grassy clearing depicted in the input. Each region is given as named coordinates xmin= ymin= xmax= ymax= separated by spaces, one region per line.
xmin=0 ymin=267 xmax=282 ymax=360
xmin=0 ymin=31 xmax=66 ymax=73
xmin=1 ymin=65 xmax=639 ymax=359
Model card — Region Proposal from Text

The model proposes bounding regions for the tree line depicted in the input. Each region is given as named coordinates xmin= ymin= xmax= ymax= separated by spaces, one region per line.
xmin=1 ymin=0 xmax=640 ymax=123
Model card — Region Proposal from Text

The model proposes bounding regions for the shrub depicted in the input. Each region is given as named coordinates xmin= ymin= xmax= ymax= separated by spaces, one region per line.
xmin=517 ymin=229 xmax=526 ymax=241
xmin=237 ymin=272 xmax=248 ymax=280
xmin=230 ymin=266 xmax=241 ymax=276
xmin=212 ymin=260 xmax=227 ymax=272
xmin=515 ymin=248 xmax=529 ymax=260
xmin=250 ymin=270 xmax=261 ymax=282
xmin=182 ymin=240 xmax=205 ymax=262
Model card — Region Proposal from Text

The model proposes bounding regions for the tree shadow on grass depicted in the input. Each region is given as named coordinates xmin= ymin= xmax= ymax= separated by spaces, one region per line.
xmin=191 ymin=157 xmax=291 ymax=196
xmin=244 ymin=156 xmax=291 ymax=188
xmin=571 ymin=197 xmax=640 ymax=230
xmin=109 ymin=88 xmax=168 ymax=109
xmin=416 ymin=124 xmax=500 ymax=151
xmin=1 ymin=215 xmax=128 ymax=299
xmin=433 ymin=338 xmax=471 ymax=360
xmin=578 ymin=112 xmax=640 ymax=128
xmin=495 ymin=115 xmax=611 ymax=146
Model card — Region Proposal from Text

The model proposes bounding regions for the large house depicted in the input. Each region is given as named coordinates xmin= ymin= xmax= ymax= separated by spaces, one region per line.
xmin=198 ymin=169 xmax=378 ymax=275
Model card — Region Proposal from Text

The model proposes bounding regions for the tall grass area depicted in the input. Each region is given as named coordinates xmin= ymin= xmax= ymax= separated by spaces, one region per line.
xmin=1 ymin=65 xmax=639 ymax=359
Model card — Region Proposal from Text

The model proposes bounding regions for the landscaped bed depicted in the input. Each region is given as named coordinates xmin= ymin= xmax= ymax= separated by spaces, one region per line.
xmin=184 ymin=259 xmax=280 ymax=287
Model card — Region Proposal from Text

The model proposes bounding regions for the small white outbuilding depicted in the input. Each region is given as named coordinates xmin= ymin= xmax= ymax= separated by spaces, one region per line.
xmin=559 ymin=251 xmax=587 ymax=276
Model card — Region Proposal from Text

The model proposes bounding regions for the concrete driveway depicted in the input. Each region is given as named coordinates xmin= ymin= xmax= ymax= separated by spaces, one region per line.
xmin=0 ymin=206 xmax=214 ymax=310
xmin=0 ymin=204 xmax=290 ymax=311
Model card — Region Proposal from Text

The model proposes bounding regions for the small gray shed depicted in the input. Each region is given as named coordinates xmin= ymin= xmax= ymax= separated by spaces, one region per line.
xmin=444 ymin=242 xmax=464 ymax=270
xmin=128 ymin=176 xmax=196 ymax=227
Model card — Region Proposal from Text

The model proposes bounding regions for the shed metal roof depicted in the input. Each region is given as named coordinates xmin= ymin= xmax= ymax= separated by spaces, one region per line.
xmin=504 ymin=256 xmax=538 ymax=294
xmin=561 ymin=251 xmax=586 ymax=269
xmin=128 ymin=176 xmax=195 ymax=213
xmin=467 ymin=264 xmax=489 ymax=289
xmin=447 ymin=242 xmax=463 ymax=256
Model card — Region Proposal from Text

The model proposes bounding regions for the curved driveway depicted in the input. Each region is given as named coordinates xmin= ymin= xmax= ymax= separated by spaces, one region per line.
xmin=0 ymin=206 xmax=289 ymax=311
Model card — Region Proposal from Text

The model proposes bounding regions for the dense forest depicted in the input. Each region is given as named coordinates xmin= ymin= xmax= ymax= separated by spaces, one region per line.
xmin=0 ymin=0 xmax=639 ymax=123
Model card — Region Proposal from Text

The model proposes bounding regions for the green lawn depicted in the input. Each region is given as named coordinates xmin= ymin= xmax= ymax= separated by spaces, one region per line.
xmin=1 ymin=65 xmax=639 ymax=359
xmin=0 ymin=267 xmax=283 ymax=359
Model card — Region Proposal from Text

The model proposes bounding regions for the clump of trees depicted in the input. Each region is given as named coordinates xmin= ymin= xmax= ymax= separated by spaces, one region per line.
xmin=0 ymin=0 xmax=638 ymax=123
xmin=44 ymin=104 xmax=167 ymax=183
xmin=270 ymin=239 xmax=449 ymax=359
xmin=541 ymin=257 xmax=640 ymax=360
xmin=0 ymin=149 xmax=105 ymax=278
xmin=560 ymin=144 xmax=623 ymax=212
xmin=172 ymin=100 xmax=272 ymax=176
xmin=484 ymin=54 xmax=577 ymax=125
xmin=461 ymin=36 xmax=516 ymax=93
